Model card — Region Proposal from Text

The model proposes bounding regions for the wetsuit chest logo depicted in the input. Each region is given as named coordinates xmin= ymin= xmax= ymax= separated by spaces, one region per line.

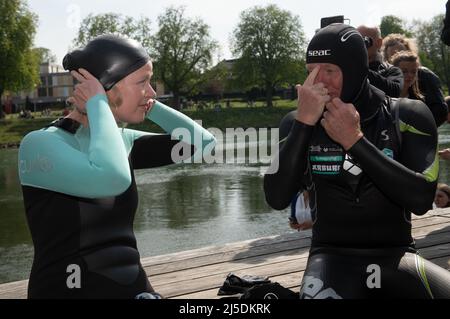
xmin=309 ymin=144 xmax=343 ymax=175
xmin=342 ymin=154 xmax=362 ymax=176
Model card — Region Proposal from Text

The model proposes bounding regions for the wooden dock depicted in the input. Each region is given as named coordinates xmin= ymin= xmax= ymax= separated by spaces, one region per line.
xmin=1 ymin=208 xmax=449 ymax=299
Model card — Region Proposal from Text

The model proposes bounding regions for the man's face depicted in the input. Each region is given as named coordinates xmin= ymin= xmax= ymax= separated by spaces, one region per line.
xmin=109 ymin=62 xmax=156 ymax=124
xmin=357 ymin=27 xmax=382 ymax=61
xmin=306 ymin=63 xmax=343 ymax=100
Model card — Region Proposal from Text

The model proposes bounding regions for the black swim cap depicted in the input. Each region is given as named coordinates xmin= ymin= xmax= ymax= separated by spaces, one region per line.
xmin=306 ymin=24 xmax=368 ymax=103
xmin=63 ymin=34 xmax=150 ymax=91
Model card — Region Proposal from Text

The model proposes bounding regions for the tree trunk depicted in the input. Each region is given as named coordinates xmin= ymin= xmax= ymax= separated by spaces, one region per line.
xmin=171 ymin=90 xmax=181 ymax=110
xmin=265 ymin=82 xmax=273 ymax=108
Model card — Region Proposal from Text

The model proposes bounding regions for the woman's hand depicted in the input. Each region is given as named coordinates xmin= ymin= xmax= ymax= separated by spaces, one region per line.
xmin=70 ymin=68 xmax=105 ymax=114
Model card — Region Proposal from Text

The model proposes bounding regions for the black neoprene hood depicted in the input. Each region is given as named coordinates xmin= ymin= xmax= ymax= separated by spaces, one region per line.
xmin=306 ymin=23 xmax=369 ymax=103
xmin=63 ymin=34 xmax=150 ymax=91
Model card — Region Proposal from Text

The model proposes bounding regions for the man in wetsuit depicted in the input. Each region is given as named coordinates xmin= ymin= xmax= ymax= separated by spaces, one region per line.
xmin=264 ymin=24 xmax=450 ymax=299
xmin=18 ymin=35 xmax=216 ymax=299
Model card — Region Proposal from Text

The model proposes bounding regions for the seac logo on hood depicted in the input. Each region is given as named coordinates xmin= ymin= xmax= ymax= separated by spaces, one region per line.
xmin=308 ymin=50 xmax=332 ymax=57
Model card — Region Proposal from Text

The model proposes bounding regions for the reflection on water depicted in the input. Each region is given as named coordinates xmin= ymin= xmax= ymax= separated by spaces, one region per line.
xmin=2 ymin=124 xmax=450 ymax=284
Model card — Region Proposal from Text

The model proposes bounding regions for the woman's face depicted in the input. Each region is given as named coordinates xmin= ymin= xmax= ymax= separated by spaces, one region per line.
xmin=398 ymin=61 xmax=419 ymax=90
xmin=434 ymin=190 xmax=450 ymax=208
xmin=109 ymin=61 xmax=156 ymax=124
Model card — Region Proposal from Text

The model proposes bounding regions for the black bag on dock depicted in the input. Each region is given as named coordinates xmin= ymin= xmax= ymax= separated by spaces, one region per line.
xmin=217 ymin=273 xmax=298 ymax=299
xmin=240 ymin=282 xmax=299 ymax=299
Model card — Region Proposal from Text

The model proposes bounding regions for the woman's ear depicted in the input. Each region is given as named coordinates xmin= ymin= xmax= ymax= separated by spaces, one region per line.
xmin=106 ymin=85 xmax=123 ymax=109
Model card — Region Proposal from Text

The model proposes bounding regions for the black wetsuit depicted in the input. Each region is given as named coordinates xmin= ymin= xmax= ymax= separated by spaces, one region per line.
xmin=21 ymin=119 xmax=196 ymax=299
xmin=19 ymin=97 xmax=214 ymax=299
xmin=264 ymin=82 xmax=450 ymax=298
xmin=368 ymin=58 xmax=403 ymax=98
xmin=417 ymin=67 xmax=448 ymax=128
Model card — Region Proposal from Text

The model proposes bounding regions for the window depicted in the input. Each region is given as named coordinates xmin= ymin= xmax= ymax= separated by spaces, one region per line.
xmin=38 ymin=88 xmax=47 ymax=97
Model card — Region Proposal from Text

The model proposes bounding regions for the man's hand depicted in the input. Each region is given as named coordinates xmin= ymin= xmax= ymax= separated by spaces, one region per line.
xmin=296 ymin=66 xmax=331 ymax=125
xmin=321 ymin=98 xmax=364 ymax=150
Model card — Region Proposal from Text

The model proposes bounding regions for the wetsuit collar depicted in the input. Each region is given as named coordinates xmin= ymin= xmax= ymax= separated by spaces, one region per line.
xmin=352 ymin=80 xmax=385 ymax=125
xmin=47 ymin=117 xmax=81 ymax=134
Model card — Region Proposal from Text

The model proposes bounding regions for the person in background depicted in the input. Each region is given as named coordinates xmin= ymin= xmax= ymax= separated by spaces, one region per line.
xmin=357 ymin=25 xmax=403 ymax=97
xmin=382 ymin=33 xmax=448 ymax=127
xmin=391 ymin=50 xmax=424 ymax=100
xmin=435 ymin=183 xmax=450 ymax=208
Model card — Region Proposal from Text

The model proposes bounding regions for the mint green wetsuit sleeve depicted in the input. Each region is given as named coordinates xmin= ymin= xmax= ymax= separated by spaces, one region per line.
xmin=148 ymin=101 xmax=215 ymax=147
xmin=124 ymin=100 xmax=216 ymax=160
xmin=18 ymin=94 xmax=131 ymax=198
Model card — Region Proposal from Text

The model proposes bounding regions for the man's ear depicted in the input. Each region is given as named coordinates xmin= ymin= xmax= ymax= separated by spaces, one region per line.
xmin=375 ymin=38 xmax=383 ymax=50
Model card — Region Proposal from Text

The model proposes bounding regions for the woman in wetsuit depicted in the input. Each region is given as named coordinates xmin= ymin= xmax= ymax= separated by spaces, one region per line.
xmin=264 ymin=24 xmax=450 ymax=298
xmin=18 ymin=35 xmax=216 ymax=299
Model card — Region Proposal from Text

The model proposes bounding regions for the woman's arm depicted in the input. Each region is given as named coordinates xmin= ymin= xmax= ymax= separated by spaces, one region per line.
xmin=128 ymin=101 xmax=216 ymax=169
xmin=19 ymin=94 xmax=131 ymax=198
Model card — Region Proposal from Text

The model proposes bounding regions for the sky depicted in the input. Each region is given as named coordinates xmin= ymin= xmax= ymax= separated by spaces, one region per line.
xmin=28 ymin=0 xmax=447 ymax=65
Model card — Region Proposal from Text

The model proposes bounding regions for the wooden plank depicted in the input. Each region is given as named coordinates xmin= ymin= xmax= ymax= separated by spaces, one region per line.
xmin=149 ymin=246 xmax=310 ymax=286
xmin=411 ymin=215 xmax=450 ymax=228
xmin=412 ymin=209 xmax=450 ymax=220
xmin=412 ymin=221 xmax=450 ymax=238
xmin=144 ymin=236 xmax=311 ymax=276
xmin=145 ymin=220 xmax=450 ymax=277
xmin=142 ymin=210 xmax=450 ymax=269
xmin=144 ymin=217 xmax=450 ymax=276
xmin=0 ymin=280 xmax=28 ymax=299
xmin=153 ymin=257 xmax=308 ymax=298
xmin=415 ymin=229 xmax=450 ymax=249
xmin=141 ymin=231 xmax=311 ymax=267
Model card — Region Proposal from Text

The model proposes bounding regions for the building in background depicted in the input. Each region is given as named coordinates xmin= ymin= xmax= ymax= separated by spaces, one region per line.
xmin=2 ymin=62 xmax=167 ymax=113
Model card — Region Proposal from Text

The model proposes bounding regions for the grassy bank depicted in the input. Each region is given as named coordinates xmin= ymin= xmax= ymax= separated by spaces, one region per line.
xmin=0 ymin=105 xmax=296 ymax=147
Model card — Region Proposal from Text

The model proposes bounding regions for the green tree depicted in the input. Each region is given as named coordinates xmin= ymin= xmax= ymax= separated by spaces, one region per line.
xmin=231 ymin=4 xmax=307 ymax=107
xmin=33 ymin=47 xmax=56 ymax=64
xmin=152 ymin=6 xmax=218 ymax=109
xmin=0 ymin=0 xmax=39 ymax=101
xmin=73 ymin=13 xmax=152 ymax=52
xmin=415 ymin=14 xmax=450 ymax=92
xmin=200 ymin=62 xmax=230 ymax=100
xmin=380 ymin=15 xmax=413 ymax=37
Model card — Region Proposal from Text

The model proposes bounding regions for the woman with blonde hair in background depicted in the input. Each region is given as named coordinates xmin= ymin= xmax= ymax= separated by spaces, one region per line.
xmin=382 ymin=33 xmax=448 ymax=126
